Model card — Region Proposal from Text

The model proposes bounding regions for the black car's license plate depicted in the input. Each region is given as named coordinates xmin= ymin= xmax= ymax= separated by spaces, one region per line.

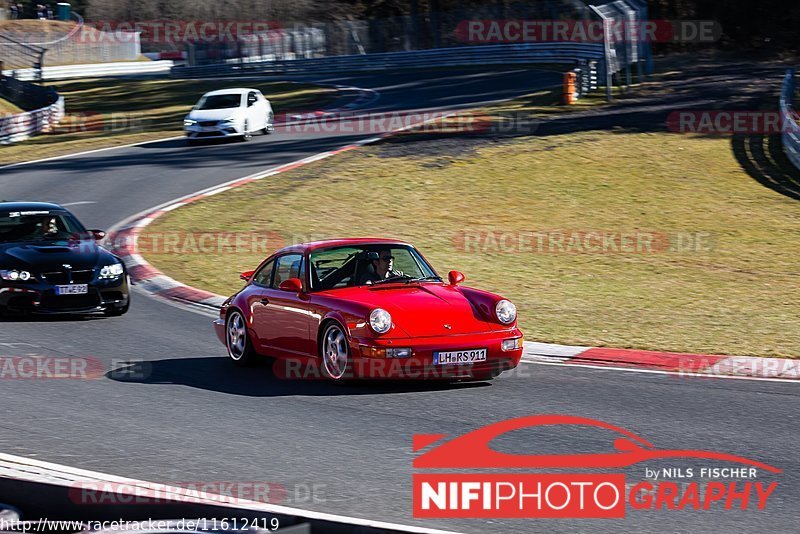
xmin=55 ymin=284 xmax=88 ymax=295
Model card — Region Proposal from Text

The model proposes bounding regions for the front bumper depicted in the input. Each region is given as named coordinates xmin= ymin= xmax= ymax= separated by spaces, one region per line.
xmin=349 ymin=330 xmax=524 ymax=380
xmin=0 ymin=276 xmax=130 ymax=315
xmin=185 ymin=122 xmax=243 ymax=139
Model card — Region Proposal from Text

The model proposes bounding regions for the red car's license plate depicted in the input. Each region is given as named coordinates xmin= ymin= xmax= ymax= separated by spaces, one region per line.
xmin=433 ymin=348 xmax=487 ymax=365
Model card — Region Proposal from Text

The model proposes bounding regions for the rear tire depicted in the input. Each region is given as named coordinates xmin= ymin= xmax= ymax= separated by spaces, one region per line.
xmin=261 ymin=112 xmax=274 ymax=134
xmin=226 ymin=309 xmax=257 ymax=366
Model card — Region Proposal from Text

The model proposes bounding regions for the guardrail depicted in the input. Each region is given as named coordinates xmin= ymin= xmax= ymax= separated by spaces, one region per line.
xmin=172 ymin=43 xmax=606 ymax=79
xmin=780 ymin=68 xmax=800 ymax=171
xmin=0 ymin=75 xmax=64 ymax=145
xmin=3 ymin=60 xmax=175 ymax=82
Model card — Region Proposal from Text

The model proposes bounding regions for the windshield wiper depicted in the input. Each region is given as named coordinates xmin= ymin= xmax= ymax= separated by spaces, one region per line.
xmin=370 ymin=274 xmax=415 ymax=286
xmin=404 ymin=275 xmax=442 ymax=284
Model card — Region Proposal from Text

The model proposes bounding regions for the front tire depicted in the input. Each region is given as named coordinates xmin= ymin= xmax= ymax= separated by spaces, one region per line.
xmin=240 ymin=120 xmax=252 ymax=142
xmin=320 ymin=322 xmax=350 ymax=381
xmin=226 ymin=309 xmax=257 ymax=366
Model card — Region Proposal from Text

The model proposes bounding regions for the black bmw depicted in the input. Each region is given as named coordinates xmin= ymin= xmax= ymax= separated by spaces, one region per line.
xmin=0 ymin=202 xmax=130 ymax=317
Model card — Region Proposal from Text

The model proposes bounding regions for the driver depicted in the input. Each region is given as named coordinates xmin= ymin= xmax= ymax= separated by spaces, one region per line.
xmin=360 ymin=249 xmax=404 ymax=285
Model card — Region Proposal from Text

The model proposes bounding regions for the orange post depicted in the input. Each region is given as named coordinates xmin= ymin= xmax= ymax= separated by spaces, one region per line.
xmin=563 ymin=72 xmax=577 ymax=105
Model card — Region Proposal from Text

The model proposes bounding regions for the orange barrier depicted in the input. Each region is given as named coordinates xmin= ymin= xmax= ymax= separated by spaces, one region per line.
xmin=563 ymin=71 xmax=577 ymax=104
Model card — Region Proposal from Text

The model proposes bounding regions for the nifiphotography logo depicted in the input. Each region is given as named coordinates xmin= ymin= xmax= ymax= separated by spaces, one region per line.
xmin=412 ymin=415 xmax=781 ymax=519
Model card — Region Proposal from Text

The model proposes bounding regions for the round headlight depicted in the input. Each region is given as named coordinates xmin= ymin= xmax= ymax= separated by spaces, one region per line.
xmin=495 ymin=299 xmax=517 ymax=325
xmin=18 ymin=271 xmax=31 ymax=281
xmin=369 ymin=308 xmax=392 ymax=334
xmin=7 ymin=270 xmax=19 ymax=281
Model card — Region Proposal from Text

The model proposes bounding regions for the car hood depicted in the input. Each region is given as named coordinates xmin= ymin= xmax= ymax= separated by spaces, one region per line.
xmin=334 ymin=283 xmax=503 ymax=337
xmin=187 ymin=108 xmax=242 ymax=121
xmin=0 ymin=240 xmax=109 ymax=272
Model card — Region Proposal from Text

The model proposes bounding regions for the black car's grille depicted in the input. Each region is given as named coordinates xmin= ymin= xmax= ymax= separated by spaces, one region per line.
xmin=42 ymin=269 xmax=94 ymax=284
xmin=198 ymin=120 xmax=218 ymax=127
xmin=40 ymin=291 xmax=101 ymax=310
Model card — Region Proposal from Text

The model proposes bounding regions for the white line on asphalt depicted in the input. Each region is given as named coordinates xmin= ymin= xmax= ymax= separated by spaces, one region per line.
xmin=59 ymin=201 xmax=98 ymax=207
xmin=519 ymin=359 xmax=800 ymax=384
xmin=0 ymin=137 xmax=185 ymax=171
xmin=0 ymin=453 xmax=456 ymax=534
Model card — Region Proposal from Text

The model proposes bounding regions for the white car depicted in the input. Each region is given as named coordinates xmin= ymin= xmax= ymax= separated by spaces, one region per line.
xmin=184 ymin=88 xmax=274 ymax=143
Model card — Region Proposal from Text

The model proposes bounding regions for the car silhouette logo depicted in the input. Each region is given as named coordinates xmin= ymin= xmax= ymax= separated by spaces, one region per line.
xmin=413 ymin=415 xmax=781 ymax=472
xmin=443 ymin=324 xmax=452 ymax=330
xmin=62 ymin=264 xmax=72 ymax=270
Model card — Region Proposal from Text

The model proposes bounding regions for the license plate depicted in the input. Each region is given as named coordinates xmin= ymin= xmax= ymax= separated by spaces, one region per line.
xmin=55 ymin=284 xmax=88 ymax=295
xmin=202 ymin=127 xmax=219 ymax=132
xmin=433 ymin=348 xmax=487 ymax=365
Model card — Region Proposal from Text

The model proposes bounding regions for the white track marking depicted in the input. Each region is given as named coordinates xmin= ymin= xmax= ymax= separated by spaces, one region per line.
xmin=0 ymin=453 xmax=455 ymax=534
xmin=519 ymin=358 xmax=800 ymax=384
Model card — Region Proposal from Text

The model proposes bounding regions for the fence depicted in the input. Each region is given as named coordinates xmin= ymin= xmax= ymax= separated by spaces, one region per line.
xmin=0 ymin=12 xmax=141 ymax=74
xmin=0 ymin=74 xmax=64 ymax=144
xmin=174 ymin=0 xmax=649 ymax=100
xmin=780 ymin=68 xmax=800 ymax=172
xmin=174 ymin=42 xmax=605 ymax=79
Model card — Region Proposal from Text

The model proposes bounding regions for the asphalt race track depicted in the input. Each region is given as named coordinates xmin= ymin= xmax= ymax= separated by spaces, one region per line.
xmin=1 ymin=68 xmax=799 ymax=533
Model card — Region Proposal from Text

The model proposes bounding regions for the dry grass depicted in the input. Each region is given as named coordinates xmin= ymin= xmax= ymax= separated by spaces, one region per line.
xmin=143 ymin=124 xmax=800 ymax=358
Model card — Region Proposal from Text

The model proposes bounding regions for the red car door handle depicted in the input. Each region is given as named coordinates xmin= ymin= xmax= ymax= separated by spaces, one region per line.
xmin=260 ymin=297 xmax=270 ymax=305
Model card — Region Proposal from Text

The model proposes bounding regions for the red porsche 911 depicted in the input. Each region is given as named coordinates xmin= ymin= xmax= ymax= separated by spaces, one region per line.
xmin=213 ymin=238 xmax=523 ymax=381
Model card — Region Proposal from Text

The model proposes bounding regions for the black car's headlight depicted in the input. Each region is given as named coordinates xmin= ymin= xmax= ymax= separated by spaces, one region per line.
xmin=98 ymin=263 xmax=124 ymax=279
xmin=0 ymin=269 xmax=34 ymax=281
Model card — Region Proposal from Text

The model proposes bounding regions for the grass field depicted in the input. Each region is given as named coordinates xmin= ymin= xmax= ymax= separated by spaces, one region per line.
xmin=0 ymin=98 xmax=22 ymax=114
xmin=141 ymin=109 xmax=800 ymax=358
xmin=0 ymin=78 xmax=336 ymax=165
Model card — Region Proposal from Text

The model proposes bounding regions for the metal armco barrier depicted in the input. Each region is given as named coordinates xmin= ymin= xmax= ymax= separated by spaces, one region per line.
xmin=172 ymin=42 xmax=606 ymax=78
xmin=0 ymin=76 xmax=64 ymax=145
xmin=780 ymin=69 xmax=800 ymax=171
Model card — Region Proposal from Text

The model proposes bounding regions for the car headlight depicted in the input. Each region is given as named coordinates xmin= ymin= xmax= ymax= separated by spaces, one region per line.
xmin=0 ymin=270 xmax=34 ymax=281
xmin=183 ymin=118 xmax=196 ymax=126
xmin=495 ymin=299 xmax=517 ymax=325
xmin=99 ymin=263 xmax=124 ymax=279
xmin=369 ymin=308 xmax=392 ymax=334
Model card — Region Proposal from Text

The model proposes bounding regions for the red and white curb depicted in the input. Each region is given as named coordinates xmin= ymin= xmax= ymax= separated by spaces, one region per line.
xmin=522 ymin=342 xmax=800 ymax=382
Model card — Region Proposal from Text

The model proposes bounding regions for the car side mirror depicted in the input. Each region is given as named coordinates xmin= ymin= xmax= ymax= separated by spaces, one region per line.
xmin=89 ymin=229 xmax=106 ymax=241
xmin=279 ymin=277 xmax=303 ymax=293
xmin=240 ymin=270 xmax=255 ymax=282
xmin=448 ymin=270 xmax=465 ymax=286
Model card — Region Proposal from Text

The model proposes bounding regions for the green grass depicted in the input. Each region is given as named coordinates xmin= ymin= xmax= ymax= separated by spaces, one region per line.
xmin=0 ymin=98 xmax=22 ymax=115
xmin=0 ymin=78 xmax=337 ymax=165
xmin=142 ymin=122 xmax=800 ymax=358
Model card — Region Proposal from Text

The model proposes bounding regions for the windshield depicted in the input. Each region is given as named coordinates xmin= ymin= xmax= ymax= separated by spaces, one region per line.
xmin=195 ymin=93 xmax=242 ymax=110
xmin=0 ymin=211 xmax=87 ymax=244
xmin=309 ymin=244 xmax=438 ymax=291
